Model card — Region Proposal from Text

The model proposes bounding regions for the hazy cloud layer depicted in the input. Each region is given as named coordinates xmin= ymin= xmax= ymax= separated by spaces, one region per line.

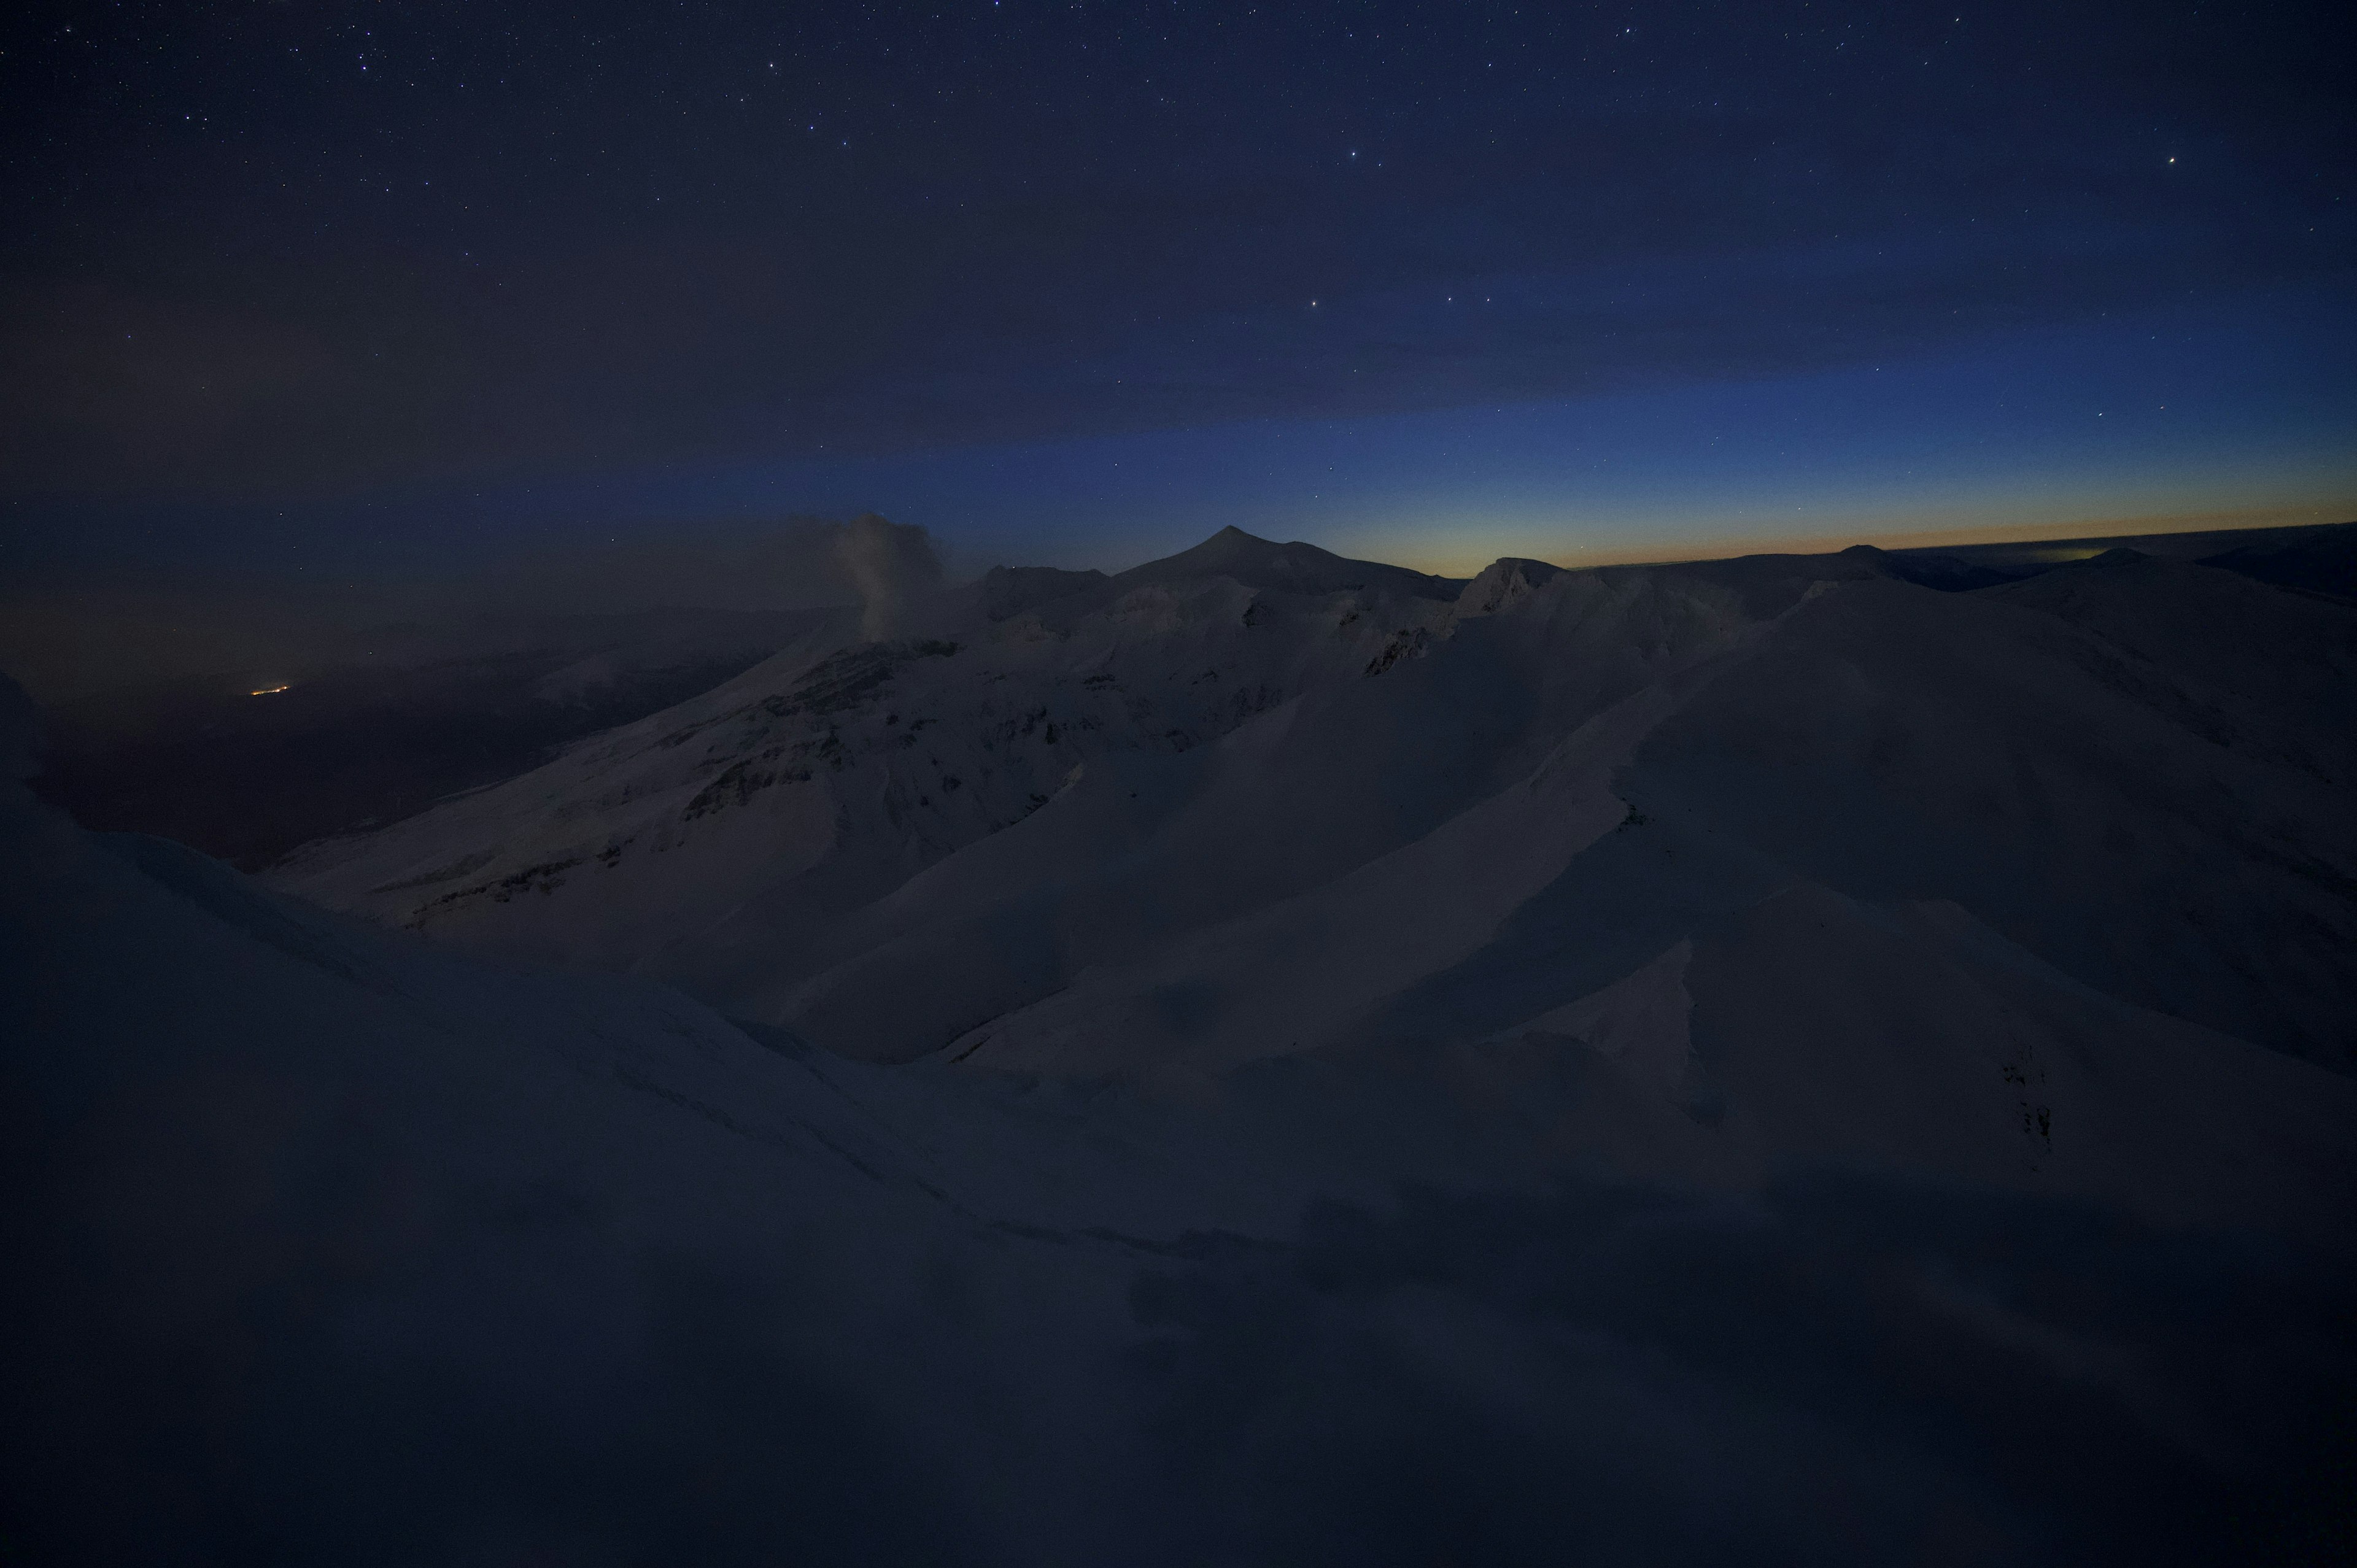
xmin=0 ymin=514 xmax=948 ymax=702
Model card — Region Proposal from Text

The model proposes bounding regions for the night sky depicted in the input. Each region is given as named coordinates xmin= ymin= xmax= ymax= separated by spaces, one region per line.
xmin=3 ymin=0 xmax=2351 ymax=579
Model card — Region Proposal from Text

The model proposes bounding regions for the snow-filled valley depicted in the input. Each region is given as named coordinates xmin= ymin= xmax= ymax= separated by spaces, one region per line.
xmin=7 ymin=527 xmax=2356 ymax=1564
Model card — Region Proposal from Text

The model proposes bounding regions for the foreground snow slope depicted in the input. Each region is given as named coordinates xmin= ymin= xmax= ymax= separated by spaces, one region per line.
xmin=278 ymin=531 xmax=2357 ymax=1073
xmin=7 ymin=666 xmax=2357 ymax=1565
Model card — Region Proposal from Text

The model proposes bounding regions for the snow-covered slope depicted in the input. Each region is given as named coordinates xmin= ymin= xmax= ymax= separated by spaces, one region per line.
xmin=273 ymin=527 xmax=1477 ymax=1020
xmin=277 ymin=530 xmax=2357 ymax=1076
xmin=7 ymin=659 xmax=2357 ymax=1564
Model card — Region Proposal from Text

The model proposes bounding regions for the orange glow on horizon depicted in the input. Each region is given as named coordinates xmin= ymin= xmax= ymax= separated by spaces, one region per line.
xmin=1375 ymin=501 xmax=2354 ymax=578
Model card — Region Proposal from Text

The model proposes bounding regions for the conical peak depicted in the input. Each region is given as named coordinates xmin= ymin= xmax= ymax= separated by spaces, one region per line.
xmin=1193 ymin=524 xmax=1287 ymax=558
xmin=1144 ymin=524 xmax=1309 ymax=576
xmin=1113 ymin=525 xmax=1458 ymax=602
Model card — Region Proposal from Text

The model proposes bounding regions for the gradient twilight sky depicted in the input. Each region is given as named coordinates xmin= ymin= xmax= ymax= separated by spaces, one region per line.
xmin=4 ymin=0 xmax=2351 ymax=582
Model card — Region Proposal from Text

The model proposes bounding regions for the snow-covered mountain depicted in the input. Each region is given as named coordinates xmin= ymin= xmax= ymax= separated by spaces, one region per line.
xmin=6 ymin=614 xmax=2355 ymax=1562
xmin=277 ymin=527 xmax=2357 ymax=1081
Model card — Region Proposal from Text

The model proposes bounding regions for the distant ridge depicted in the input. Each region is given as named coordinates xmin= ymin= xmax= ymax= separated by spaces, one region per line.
xmin=2196 ymin=520 xmax=2357 ymax=603
xmin=1105 ymin=524 xmax=1463 ymax=601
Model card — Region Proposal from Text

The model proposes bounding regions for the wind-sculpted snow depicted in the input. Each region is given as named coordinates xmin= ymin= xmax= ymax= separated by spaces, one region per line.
xmin=4 ymin=704 xmax=2354 ymax=1564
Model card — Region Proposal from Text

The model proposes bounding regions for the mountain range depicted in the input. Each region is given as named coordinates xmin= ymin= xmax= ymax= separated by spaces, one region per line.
xmin=279 ymin=526 xmax=2357 ymax=1087
xmin=7 ymin=523 xmax=2355 ymax=1564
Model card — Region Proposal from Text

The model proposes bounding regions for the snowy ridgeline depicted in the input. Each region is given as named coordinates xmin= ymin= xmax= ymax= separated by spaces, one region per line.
xmin=4 ymin=527 xmax=2356 ymax=1564
xmin=279 ymin=525 xmax=2357 ymax=1080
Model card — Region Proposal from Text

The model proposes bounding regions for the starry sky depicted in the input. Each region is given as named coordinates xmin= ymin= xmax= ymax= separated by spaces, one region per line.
xmin=2 ymin=0 xmax=2351 ymax=581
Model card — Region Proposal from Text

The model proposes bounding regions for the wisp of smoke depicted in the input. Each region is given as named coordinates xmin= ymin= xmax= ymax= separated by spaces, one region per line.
xmin=834 ymin=512 xmax=946 ymax=640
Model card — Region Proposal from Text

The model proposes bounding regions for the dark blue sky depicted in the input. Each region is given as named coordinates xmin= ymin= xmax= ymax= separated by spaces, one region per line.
xmin=3 ymin=0 xmax=2350 ymax=577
